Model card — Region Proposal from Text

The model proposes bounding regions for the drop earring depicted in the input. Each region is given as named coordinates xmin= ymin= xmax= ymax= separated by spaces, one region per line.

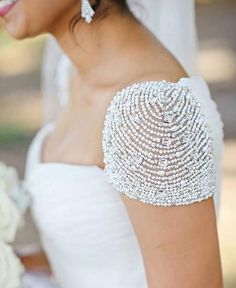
xmin=81 ymin=0 xmax=95 ymax=23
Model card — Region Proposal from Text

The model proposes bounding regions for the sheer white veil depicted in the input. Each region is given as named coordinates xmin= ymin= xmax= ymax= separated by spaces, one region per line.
xmin=129 ymin=0 xmax=197 ymax=75
xmin=41 ymin=0 xmax=198 ymax=123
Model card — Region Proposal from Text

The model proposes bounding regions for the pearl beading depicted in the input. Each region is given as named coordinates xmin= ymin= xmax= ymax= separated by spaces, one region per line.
xmin=102 ymin=79 xmax=216 ymax=207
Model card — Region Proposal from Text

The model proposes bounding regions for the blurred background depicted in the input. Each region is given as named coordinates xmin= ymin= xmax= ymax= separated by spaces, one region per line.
xmin=0 ymin=0 xmax=235 ymax=287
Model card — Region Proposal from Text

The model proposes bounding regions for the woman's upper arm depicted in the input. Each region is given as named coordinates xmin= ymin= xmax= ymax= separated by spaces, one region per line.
xmin=102 ymin=79 xmax=223 ymax=287
xmin=121 ymin=195 xmax=222 ymax=288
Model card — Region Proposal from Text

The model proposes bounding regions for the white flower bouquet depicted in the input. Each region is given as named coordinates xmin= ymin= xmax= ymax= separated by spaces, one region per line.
xmin=0 ymin=162 xmax=30 ymax=288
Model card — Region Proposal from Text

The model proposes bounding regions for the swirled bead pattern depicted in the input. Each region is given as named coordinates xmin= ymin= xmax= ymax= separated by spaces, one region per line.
xmin=102 ymin=79 xmax=217 ymax=206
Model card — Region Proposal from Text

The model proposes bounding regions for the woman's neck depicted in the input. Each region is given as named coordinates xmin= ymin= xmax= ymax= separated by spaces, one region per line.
xmin=51 ymin=7 xmax=145 ymax=88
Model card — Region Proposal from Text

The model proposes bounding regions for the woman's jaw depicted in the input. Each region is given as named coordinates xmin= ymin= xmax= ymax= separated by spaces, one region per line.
xmin=0 ymin=0 xmax=79 ymax=40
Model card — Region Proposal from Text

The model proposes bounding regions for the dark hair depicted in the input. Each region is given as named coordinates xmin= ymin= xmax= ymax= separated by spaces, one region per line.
xmin=69 ymin=0 xmax=131 ymax=44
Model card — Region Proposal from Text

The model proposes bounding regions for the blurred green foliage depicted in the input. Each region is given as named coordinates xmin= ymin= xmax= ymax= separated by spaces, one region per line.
xmin=0 ymin=124 xmax=32 ymax=147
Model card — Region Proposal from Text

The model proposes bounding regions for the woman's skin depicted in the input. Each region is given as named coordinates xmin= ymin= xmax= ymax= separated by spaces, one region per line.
xmin=1 ymin=0 xmax=223 ymax=287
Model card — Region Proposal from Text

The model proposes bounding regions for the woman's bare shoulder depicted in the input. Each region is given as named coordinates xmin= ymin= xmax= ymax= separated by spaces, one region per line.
xmin=127 ymin=42 xmax=189 ymax=85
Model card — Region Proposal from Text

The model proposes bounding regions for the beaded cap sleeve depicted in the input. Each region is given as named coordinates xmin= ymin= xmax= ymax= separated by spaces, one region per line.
xmin=102 ymin=79 xmax=217 ymax=206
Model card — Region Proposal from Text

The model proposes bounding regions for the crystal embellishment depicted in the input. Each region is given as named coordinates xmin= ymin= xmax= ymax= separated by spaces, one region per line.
xmin=102 ymin=79 xmax=217 ymax=207
xmin=158 ymin=157 xmax=169 ymax=169
xmin=81 ymin=0 xmax=95 ymax=23
xmin=157 ymin=170 xmax=166 ymax=177
xmin=163 ymin=111 xmax=175 ymax=123
xmin=128 ymin=154 xmax=143 ymax=171
xmin=162 ymin=137 xmax=172 ymax=147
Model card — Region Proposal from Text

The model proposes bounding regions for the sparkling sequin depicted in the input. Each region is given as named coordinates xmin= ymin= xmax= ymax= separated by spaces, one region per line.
xmin=163 ymin=111 xmax=175 ymax=123
xmin=102 ymin=79 xmax=217 ymax=206
xmin=162 ymin=137 xmax=172 ymax=147
xmin=158 ymin=157 xmax=169 ymax=169
xmin=157 ymin=170 xmax=166 ymax=177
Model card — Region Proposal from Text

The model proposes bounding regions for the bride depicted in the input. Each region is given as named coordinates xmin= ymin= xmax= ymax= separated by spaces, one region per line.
xmin=1 ymin=0 xmax=224 ymax=287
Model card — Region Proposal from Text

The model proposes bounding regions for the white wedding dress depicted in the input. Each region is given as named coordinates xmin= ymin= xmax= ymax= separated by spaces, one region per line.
xmin=24 ymin=75 xmax=224 ymax=288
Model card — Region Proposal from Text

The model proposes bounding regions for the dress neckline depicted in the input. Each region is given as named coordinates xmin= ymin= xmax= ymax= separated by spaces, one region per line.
xmin=35 ymin=75 xmax=204 ymax=171
xmin=36 ymin=121 xmax=105 ymax=172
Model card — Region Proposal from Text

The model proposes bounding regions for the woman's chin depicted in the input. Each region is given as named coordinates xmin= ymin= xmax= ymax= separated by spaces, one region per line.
xmin=4 ymin=21 xmax=47 ymax=39
xmin=1 ymin=3 xmax=38 ymax=39
xmin=2 ymin=15 xmax=48 ymax=39
xmin=3 ymin=16 xmax=41 ymax=39
xmin=3 ymin=22 xmax=28 ymax=39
